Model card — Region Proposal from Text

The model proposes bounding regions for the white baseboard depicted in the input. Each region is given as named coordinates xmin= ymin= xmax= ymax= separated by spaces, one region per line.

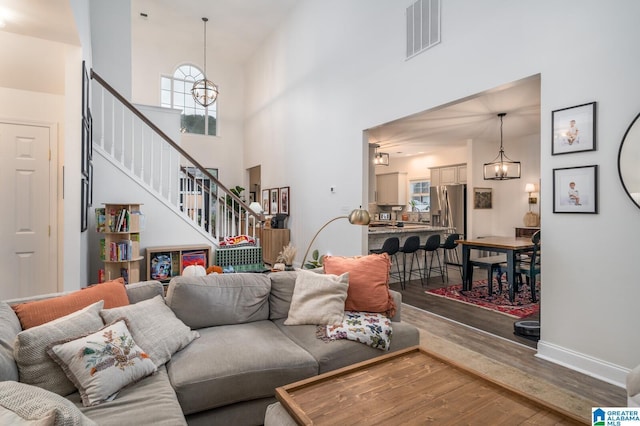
xmin=537 ymin=340 xmax=629 ymax=389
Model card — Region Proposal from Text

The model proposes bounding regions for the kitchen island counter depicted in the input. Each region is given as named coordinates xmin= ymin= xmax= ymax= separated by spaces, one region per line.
xmin=368 ymin=224 xmax=449 ymax=235
xmin=368 ymin=224 xmax=450 ymax=283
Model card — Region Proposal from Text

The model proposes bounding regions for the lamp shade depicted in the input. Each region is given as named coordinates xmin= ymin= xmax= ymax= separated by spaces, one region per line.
xmin=348 ymin=208 xmax=371 ymax=225
xmin=525 ymin=183 xmax=536 ymax=193
xmin=301 ymin=208 xmax=371 ymax=267
xmin=249 ymin=202 xmax=263 ymax=213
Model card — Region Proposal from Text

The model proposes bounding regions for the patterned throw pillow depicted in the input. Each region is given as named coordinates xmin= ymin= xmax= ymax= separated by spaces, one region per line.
xmin=47 ymin=319 xmax=157 ymax=407
xmin=100 ymin=295 xmax=199 ymax=367
xmin=322 ymin=311 xmax=393 ymax=351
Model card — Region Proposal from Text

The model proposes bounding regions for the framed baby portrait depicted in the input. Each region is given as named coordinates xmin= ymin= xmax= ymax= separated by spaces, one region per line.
xmin=552 ymin=102 xmax=596 ymax=155
xmin=553 ymin=165 xmax=598 ymax=214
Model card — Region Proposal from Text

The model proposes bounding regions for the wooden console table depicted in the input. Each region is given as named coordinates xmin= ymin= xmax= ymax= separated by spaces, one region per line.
xmin=262 ymin=228 xmax=290 ymax=265
xmin=275 ymin=346 xmax=583 ymax=425
xmin=515 ymin=227 xmax=540 ymax=238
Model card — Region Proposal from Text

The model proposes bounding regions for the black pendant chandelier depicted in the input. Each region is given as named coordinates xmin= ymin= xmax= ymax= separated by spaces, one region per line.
xmin=483 ymin=113 xmax=521 ymax=180
xmin=191 ymin=17 xmax=219 ymax=107
xmin=372 ymin=144 xmax=389 ymax=166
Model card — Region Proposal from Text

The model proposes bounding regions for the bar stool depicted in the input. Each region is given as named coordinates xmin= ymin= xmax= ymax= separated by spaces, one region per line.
xmin=398 ymin=236 xmax=422 ymax=289
xmin=369 ymin=237 xmax=402 ymax=287
xmin=421 ymin=234 xmax=444 ymax=285
xmin=439 ymin=233 xmax=462 ymax=281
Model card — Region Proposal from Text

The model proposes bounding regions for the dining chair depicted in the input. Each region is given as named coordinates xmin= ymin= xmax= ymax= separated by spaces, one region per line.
xmin=421 ymin=234 xmax=444 ymax=284
xmin=439 ymin=233 xmax=462 ymax=281
xmin=369 ymin=237 xmax=402 ymax=288
xmin=467 ymin=254 xmax=506 ymax=297
xmin=398 ymin=236 xmax=422 ymax=289
xmin=513 ymin=230 xmax=540 ymax=302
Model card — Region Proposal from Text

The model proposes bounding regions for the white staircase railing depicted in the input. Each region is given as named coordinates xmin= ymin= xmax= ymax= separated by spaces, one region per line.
xmin=90 ymin=70 xmax=263 ymax=244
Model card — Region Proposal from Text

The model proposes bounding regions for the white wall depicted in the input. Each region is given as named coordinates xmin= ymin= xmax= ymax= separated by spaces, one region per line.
xmin=244 ymin=0 xmax=640 ymax=385
xmin=89 ymin=0 xmax=131 ymax=98
xmin=130 ymin=11 xmax=246 ymax=190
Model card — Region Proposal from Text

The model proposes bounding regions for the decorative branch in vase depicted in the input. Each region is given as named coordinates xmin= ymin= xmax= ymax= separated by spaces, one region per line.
xmin=276 ymin=243 xmax=296 ymax=270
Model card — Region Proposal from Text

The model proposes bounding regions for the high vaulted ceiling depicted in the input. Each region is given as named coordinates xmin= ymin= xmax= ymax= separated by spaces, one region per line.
xmin=0 ymin=0 xmax=298 ymax=64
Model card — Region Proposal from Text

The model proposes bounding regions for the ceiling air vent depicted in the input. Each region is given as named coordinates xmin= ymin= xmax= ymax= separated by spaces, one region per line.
xmin=406 ymin=0 xmax=441 ymax=59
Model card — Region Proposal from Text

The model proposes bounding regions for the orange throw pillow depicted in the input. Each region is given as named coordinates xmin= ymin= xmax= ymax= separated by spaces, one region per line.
xmin=323 ymin=253 xmax=396 ymax=318
xmin=12 ymin=278 xmax=129 ymax=330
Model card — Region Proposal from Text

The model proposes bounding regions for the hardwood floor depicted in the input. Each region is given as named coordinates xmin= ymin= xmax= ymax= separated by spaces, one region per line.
xmin=390 ymin=266 xmax=539 ymax=348
xmin=394 ymin=264 xmax=626 ymax=409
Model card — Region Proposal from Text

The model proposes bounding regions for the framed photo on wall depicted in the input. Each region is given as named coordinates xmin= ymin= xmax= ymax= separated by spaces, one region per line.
xmin=270 ymin=188 xmax=279 ymax=215
xmin=552 ymin=102 xmax=596 ymax=155
xmin=279 ymin=186 xmax=290 ymax=215
xmin=262 ymin=189 xmax=270 ymax=214
xmin=553 ymin=165 xmax=598 ymax=214
xmin=473 ymin=187 xmax=492 ymax=209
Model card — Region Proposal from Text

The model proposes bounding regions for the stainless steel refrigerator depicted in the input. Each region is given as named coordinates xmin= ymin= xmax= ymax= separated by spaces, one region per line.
xmin=430 ymin=184 xmax=467 ymax=238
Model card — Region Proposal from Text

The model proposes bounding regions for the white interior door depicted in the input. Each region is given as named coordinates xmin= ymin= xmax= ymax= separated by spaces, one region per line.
xmin=0 ymin=122 xmax=54 ymax=299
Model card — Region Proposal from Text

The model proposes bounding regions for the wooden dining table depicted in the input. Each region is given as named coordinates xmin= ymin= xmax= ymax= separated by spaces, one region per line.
xmin=456 ymin=236 xmax=535 ymax=302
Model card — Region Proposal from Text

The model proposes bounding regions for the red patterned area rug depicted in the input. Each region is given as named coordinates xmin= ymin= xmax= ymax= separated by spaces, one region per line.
xmin=425 ymin=279 xmax=540 ymax=319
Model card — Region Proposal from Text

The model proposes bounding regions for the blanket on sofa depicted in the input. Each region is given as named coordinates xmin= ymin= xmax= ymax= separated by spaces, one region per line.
xmin=317 ymin=311 xmax=392 ymax=351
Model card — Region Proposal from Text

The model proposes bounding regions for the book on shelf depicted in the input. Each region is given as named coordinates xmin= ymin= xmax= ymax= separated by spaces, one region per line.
xmin=181 ymin=250 xmax=207 ymax=273
xmin=95 ymin=208 xmax=106 ymax=232
xmin=99 ymin=239 xmax=105 ymax=261
xmin=107 ymin=239 xmax=133 ymax=261
xmin=150 ymin=253 xmax=172 ymax=281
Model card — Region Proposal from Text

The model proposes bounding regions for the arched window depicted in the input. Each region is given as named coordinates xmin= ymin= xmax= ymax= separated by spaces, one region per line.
xmin=161 ymin=64 xmax=217 ymax=136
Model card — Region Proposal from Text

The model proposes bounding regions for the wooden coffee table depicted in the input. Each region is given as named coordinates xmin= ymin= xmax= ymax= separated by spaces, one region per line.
xmin=275 ymin=346 xmax=586 ymax=425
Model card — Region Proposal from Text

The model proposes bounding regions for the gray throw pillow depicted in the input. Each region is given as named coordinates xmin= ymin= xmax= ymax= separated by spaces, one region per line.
xmin=166 ymin=274 xmax=271 ymax=328
xmin=100 ymin=295 xmax=199 ymax=367
xmin=0 ymin=380 xmax=96 ymax=425
xmin=13 ymin=301 xmax=105 ymax=396
xmin=0 ymin=301 xmax=22 ymax=381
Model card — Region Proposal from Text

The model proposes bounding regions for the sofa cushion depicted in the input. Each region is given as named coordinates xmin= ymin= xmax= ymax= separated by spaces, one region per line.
xmin=12 ymin=279 xmax=128 ymax=330
xmin=323 ymin=254 xmax=396 ymax=317
xmin=100 ymin=295 xmax=199 ymax=367
xmin=0 ymin=381 xmax=96 ymax=426
xmin=124 ymin=280 xmax=164 ymax=304
xmin=0 ymin=301 xmax=21 ymax=382
xmin=166 ymin=321 xmax=318 ymax=415
xmin=268 ymin=271 xmax=298 ymax=320
xmin=273 ymin=318 xmax=419 ymax=374
xmin=47 ymin=319 xmax=157 ymax=407
xmin=284 ymin=270 xmax=349 ymax=326
xmin=14 ymin=301 xmax=105 ymax=396
xmin=166 ymin=274 xmax=271 ymax=328
xmin=70 ymin=365 xmax=186 ymax=426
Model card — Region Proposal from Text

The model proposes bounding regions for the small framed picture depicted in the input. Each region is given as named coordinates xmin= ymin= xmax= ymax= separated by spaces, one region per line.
xmin=270 ymin=188 xmax=280 ymax=215
xmin=262 ymin=189 xmax=270 ymax=214
xmin=249 ymin=192 xmax=256 ymax=203
xmin=279 ymin=186 xmax=290 ymax=215
xmin=553 ymin=165 xmax=598 ymax=214
xmin=552 ymin=102 xmax=596 ymax=155
xmin=473 ymin=187 xmax=492 ymax=209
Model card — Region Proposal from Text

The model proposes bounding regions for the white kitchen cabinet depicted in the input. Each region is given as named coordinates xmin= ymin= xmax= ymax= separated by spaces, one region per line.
xmin=376 ymin=172 xmax=408 ymax=205
xmin=440 ymin=166 xmax=457 ymax=184
xmin=430 ymin=168 xmax=440 ymax=186
xmin=457 ymin=164 xmax=467 ymax=183
xmin=429 ymin=163 xmax=467 ymax=185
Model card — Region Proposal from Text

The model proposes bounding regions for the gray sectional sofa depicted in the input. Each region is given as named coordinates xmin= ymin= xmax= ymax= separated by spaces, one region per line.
xmin=1 ymin=271 xmax=420 ymax=425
